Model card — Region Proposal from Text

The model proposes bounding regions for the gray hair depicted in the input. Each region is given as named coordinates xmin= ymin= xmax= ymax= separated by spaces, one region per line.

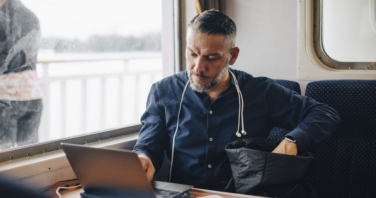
xmin=188 ymin=9 xmax=237 ymax=50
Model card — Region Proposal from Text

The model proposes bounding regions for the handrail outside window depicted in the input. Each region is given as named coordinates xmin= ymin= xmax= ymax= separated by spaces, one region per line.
xmin=0 ymin=0 xmax=178 ymax=163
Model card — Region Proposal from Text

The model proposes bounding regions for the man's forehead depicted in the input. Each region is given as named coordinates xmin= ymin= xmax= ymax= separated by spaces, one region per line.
xmin=187 ymin=46 xmax=222 ymax=56
xmin=186 ymin=29 xmax=227 ymax=54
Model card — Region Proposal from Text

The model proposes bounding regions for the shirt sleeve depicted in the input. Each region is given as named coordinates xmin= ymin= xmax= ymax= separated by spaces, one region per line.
xmin=265 ymin=80 xmax=341 ymax=152
xmin=133 ymin=83 xmax=168 ymax=171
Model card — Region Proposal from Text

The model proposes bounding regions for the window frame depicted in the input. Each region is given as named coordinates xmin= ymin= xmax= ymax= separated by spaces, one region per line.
xmin=313 ymin=0 xmax=376 ymax=70
xmin=0 ymin=125 xmax=141 ymax=163
xmin=0 ymin=0 xmax=178 ymax=163
xmin=370 ymin=0 xmax=376 ymax=34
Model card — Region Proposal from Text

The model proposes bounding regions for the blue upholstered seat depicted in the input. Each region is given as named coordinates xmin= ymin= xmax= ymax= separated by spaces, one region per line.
xmin=267 ymin=80 xmax=301 ymax=140
xmin=305 ymin=80 xmax=376 ymax=198
xmin=273 ymin=79 xmax=302 ymax=95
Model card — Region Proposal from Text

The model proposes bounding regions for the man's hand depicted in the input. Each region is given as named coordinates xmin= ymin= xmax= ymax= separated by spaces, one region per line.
xmin=138 ymin=155 xmax=155 ymax=182
xmin=272 ymin=139 xmax=298 ymax=156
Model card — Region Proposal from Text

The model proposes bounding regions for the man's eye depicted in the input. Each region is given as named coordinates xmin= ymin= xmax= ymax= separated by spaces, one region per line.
xmin=208 ymin=56 xmax=219 ymax=61
xmin=190 ymin=54 xmax=197 ymax=57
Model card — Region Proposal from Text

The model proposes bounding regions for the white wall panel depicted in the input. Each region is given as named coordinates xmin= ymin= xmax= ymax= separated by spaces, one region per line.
xmin=225 ymin=0 xmax=298 ymax=81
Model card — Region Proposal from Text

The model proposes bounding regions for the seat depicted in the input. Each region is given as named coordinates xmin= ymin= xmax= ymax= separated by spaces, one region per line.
xmin=267 ymin=80 xmax=301 ymax=140
xmin=273 ymin=79 xmax=302 ymax=95
xmin=304 ymin=80 xmax=376 ymax=198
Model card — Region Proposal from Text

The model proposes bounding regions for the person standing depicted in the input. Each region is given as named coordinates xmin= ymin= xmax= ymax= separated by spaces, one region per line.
xmin=0 ymin=0 xmax=43 ymax=149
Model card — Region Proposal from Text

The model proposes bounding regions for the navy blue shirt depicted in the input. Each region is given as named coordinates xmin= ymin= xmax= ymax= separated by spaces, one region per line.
xmin=133 ymin=68 xmax=340 ymax=191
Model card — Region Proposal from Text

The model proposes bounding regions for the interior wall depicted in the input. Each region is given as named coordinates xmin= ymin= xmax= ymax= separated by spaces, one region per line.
xmin=181 ymin=0 xmax=197 ymax=71
xmin=225 ymin=0 xmax=298 ymax=81
xmin=182 ymin=0 xmax=308 ymax=93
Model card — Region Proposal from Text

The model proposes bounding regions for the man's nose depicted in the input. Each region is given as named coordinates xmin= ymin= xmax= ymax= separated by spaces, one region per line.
xmin=194 ymin=57 xmax=206 ymax=73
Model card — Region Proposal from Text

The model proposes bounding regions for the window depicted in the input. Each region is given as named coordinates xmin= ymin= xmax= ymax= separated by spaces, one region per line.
xmin=0 ymin=0 xmax=173 ymax=153
xmin=314 ymin=0 xmax=376 ymax=70
xmin=371 ymin=0 xmax=376 ymax=34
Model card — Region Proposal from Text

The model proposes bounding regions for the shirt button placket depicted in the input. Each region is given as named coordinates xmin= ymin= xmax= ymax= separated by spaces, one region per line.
xmin=207 ymin=108 xmax=214 ymax=182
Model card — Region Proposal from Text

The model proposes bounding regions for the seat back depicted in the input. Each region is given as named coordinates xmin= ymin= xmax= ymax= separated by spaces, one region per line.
xmin=273 ymin=79 xmax=302 ymax=95
xmin=267 ymin=80 xmax=301 ymax=140
xmin=305 ymin=80 xmax=376 ymax=198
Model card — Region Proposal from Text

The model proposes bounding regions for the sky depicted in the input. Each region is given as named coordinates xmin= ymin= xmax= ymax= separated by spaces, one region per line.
xmin=21 ymin=0 xmax=162 ymax=41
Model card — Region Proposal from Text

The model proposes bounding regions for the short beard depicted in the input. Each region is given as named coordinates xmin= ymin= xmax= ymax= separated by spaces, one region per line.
xmin=188 ymin=62 xmax=229 ymax=93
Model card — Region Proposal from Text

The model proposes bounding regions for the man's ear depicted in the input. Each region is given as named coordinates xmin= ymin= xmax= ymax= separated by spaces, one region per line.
xmin=229 ymin=47 xmax=240 ymax=65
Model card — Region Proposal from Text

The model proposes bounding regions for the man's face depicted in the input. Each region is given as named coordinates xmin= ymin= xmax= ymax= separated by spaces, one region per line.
xmin=186 ymin=29 xmax=231 ymax=92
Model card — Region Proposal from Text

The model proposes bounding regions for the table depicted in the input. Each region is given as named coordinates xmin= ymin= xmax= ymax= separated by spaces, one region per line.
xmin=44 ymin=179 xmax=262 ymax=198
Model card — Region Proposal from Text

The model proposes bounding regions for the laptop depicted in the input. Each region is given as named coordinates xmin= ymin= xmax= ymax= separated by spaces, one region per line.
xmin=61 ymin=143 xmax=193 ymax=198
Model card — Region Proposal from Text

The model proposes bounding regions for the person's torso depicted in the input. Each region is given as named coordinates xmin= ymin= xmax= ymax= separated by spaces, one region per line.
xmin=156 ymin=69 xmax=275 ymax=190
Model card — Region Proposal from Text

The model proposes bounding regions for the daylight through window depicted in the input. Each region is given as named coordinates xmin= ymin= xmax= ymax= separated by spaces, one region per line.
xmin=0 ymin=0 xmax=163 ymax=151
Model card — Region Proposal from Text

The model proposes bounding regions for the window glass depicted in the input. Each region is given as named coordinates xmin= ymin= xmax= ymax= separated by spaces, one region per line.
xmin=0 ymin=0 xmax=163 ymax=150
xmin=322 ymin=0 xmax=376 ymax=62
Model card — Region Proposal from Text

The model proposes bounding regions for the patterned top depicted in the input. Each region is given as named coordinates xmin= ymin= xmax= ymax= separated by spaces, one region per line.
xmin=0 ymin=0 xmax=40 ymax=75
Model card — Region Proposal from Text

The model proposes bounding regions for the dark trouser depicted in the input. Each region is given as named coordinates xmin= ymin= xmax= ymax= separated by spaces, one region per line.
xmin=0 ymin=99 xmax=43 ymax=150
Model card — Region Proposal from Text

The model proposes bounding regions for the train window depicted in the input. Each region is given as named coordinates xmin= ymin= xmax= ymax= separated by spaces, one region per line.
xmin=314 ymin=0 xmax=376 ymax=70
xmin=0 ymin=0 xmax=171 ymax=154
xmin=372 ymin=0 xmax=376 ymax=33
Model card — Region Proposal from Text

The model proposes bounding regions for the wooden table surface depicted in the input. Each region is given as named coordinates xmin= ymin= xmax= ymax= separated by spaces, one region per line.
xmin=44 ymin=179 xmax=260 ymax=198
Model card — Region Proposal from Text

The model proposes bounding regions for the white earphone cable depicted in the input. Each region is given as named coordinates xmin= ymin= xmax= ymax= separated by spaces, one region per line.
xmin=229 ymin=70 xmax=246 ymax=137
xmin=236 ymin=88 xmax=241 ymax=135
xmin=240 ymin=88 xmax=246 ymax=135
xmin=169 ymin=70 xmax=245 ymax=182
xmin=55 ymin=185 xmax=81 ymax=198
xmin=169 ymin=80 xmax=190 ymax=182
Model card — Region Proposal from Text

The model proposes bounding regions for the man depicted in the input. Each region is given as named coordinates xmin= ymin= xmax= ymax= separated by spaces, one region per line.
xmin=133 ymin=10 xmax=340 ymax=191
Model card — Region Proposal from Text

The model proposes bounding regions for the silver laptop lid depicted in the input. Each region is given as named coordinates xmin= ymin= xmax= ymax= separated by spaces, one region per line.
xmin=61 ymin=143 xmax=154 ymax=193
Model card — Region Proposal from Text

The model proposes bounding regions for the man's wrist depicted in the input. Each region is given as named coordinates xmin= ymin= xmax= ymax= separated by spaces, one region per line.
xmin=284 ymin=136 xmax=296 ymax=143
xmin=138 ymin=154 xmax=155 ymax=168
xmin=284 ymin=136 xmax=298 ymax=155
xmin=138 ymin=154 xmax=151 ymax=161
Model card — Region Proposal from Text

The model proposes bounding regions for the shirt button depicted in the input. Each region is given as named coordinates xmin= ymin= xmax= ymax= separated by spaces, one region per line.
xmin=209 ymin=137 xmax=213 ymax=141
xmin=208 ymin=164 xmax=212 ymax=168
xmin=209 ymin=110 xmax=213 ymax=114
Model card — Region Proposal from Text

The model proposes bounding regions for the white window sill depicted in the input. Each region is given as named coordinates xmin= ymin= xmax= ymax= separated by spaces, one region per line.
xmin=0 ymin=132 xmax=139 ymax=189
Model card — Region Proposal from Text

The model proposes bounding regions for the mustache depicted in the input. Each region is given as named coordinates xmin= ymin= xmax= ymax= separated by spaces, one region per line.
xmin=190 ymin=71 xmax=210 ymax=80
